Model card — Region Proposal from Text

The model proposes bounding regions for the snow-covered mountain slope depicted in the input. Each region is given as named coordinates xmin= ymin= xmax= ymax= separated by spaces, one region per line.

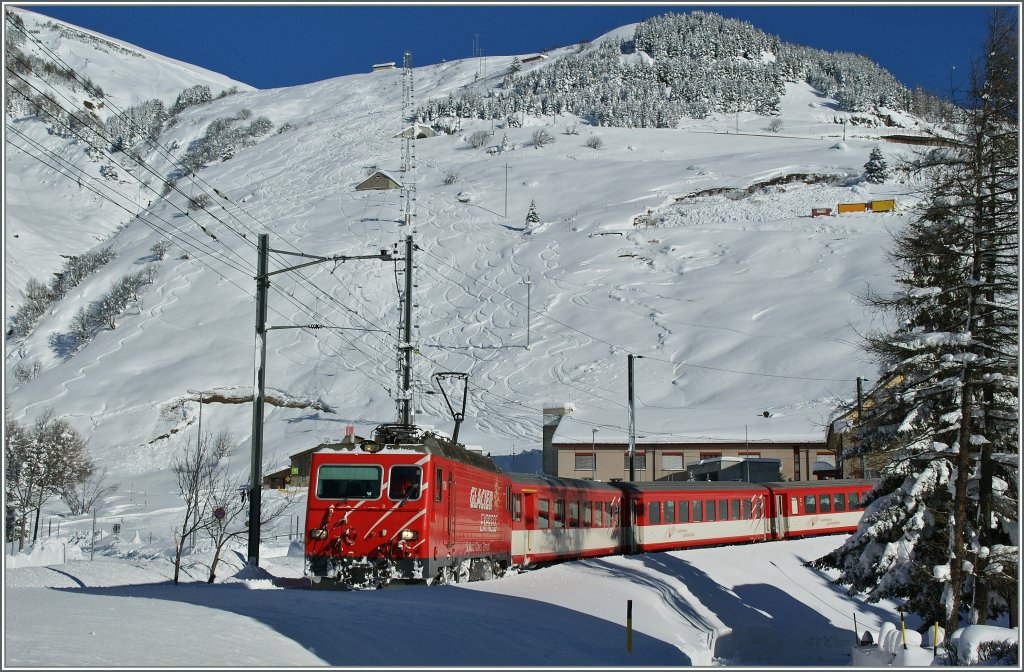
xmin=5 ymin=9 xmax=922 ymax=491
xmin=4 ymin=8 xmax=252 ymax=311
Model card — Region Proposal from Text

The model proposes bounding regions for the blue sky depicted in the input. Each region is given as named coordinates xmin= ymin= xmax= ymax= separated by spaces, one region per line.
xmin=19 ymin=3 xmax=1012 ymax=98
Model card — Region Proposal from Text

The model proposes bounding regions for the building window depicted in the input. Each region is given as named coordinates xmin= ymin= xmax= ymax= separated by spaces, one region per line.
xmin=662 ymin=454 xmax=685 ymax=471
xmin=738 ymin=451 xmax=761 ymax=457
xmin=574 ymin=453 xmax=595 ymax=471
xmin=623 ymin=452 xmax=647 ymax=471
xmin=699 ymin=452 xmax=721 ymax=461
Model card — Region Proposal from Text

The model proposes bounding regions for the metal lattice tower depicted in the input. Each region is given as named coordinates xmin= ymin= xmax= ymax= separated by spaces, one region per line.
xmin=400 ymin=51 xmax=416 ymax=229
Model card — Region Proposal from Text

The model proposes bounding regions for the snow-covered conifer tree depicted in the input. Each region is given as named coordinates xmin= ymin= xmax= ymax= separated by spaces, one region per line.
xmin=863 ymin=146 xmax=889 ymax=183
xmin=815 ymin=8 xmax=1018 ymax=635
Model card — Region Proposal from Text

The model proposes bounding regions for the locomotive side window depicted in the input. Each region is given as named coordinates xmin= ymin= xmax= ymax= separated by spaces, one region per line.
xmin=818 ymin=494 xmax=831 ymax=512
xmin=665 ymin=500 xmax=675 ymax=524
xmin=554 ymin=500 xmax=565 ymax=528
xmin=538 ymin=499 xmax=550 ymax=528
xmin=678 ymin=500 xmax=689 ymax=523
xmin=434 ymin=467 xmax=443 ymax=502
xmin=692 ymin=500 xmax=702 ymax=522
xmin=569 ymin=501 xmax=580 ymax=528
xmin=316 ymin=465 xmax=382 ymax=500
xmin=833 ymin=494 xmax=845 ymax=511
xmin=648 ymin=501 xmax=661 ymax=524
xmin=388 ymin=465 xmax=421 ymax=501
xmin=583 ymin=501 xmax=592 ymax=527
xmin=730 ymin=499 xmax=740 ymax=520
xmin=804 ymin=495 xmax=816 ymax=513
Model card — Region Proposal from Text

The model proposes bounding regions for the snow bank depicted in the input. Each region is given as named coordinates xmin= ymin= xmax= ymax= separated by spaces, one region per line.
xmin=4 ymin=538 xmax=82 ymax=568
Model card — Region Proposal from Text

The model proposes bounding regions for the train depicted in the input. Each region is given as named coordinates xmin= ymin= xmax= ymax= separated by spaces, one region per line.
xmin=304 ymin=424 xmax=875 ymax=589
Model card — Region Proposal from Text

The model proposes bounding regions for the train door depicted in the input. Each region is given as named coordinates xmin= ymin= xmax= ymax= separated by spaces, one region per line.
xmin=523 ymin=491 xmax=538 ymax=553
xmin=445 ymin=471 xmax=455 ymax=548
xmin=773 ymin=494 xmax=789 ymax=540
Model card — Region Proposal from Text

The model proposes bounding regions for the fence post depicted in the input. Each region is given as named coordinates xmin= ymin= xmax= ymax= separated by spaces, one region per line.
xmin=626 ymin=599 xmax=633 ymax=653
xmin=90 ymin=508 xmax=96 ymax=561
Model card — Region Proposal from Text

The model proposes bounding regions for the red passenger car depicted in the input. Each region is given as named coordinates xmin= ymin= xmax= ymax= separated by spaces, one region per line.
xmin=305 ymin=425 xmax=512 ymax=589
xmin=507 ymin=473 xmax=623 ymax=566
xmin=763 ymin=479 xmax=875 ymax=540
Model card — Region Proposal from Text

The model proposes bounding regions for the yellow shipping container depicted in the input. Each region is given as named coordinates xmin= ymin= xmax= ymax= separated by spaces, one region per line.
xmin=870 ymin=199 xmax=896 ymax=212
xmin=837 ymin=202 xmax=868 ymax=213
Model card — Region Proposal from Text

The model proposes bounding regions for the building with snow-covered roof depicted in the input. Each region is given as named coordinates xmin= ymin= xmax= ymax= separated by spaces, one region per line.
xmin=355 ymin=170 xmax=402 ymax=191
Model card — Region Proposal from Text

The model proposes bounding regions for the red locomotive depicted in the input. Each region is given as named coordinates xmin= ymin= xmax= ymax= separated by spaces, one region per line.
xmin=304 ymin=425 xmax=874 ymax=589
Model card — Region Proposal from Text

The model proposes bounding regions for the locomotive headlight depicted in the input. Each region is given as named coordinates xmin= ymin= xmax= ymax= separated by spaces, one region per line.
xmin=309 ymin=528 xmax=328 ymax=540
xmin=400 ymin=529 xmax=418 ymax=541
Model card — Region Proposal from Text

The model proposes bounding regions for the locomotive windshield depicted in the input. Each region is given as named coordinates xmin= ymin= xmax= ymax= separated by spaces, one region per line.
xmin=316 ymin=465 xmax=382 ymax=500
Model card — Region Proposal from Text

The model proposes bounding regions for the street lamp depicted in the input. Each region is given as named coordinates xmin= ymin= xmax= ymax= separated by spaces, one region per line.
xmin=591 ymin=428 xmax=598 ymax=481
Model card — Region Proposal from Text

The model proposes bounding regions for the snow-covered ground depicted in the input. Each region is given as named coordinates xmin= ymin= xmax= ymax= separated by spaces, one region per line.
xmin=3 ymin=533 xmax=919 ymax=667
xmin=5 ymin=9 xmax=1017 ymax=668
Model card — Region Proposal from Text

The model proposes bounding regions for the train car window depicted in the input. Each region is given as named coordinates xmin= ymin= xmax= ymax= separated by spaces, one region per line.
xmin=665 ymin=500 xmax=675 ymax=524
xmin=819 ymin=494 xmax=831 ymax=512
xmin=742 ymin=499 xmax=752 ymax=519
xmin=583 ymin=500 xmax=592 ymax=527
xmin=434 ymin=467 xmax=443 ymax=502
xmin=388 ymin=465 xmax=422 ymax=501
xmin=705 ymin=500 xmax=715 ymax=522
xmin=538 ymin=499 xmax=550 ymax=528
xmin=554 ymin=500 xmax=565 ymax=528
xmin=791 ymin=496 xmax=798 ymax=515
xmin=678 ymin=500 xmax=689 ymax=523
xmin=609 ymin=501 xmax=618 ymax=525
xmin=719 ymin=499 xmax=729 ymax=521
xmin=512 ymin=494 xmax=522 ymax=521
xmin=833 ymin=493 xmax=845 ymax=511
xmin=316 ymin=465 xmax=382 ymax=500
xmin=848 ymin=492 xmax=860 ymax=509
xmin=569 ymin=501 xmax=580 ymax=527
xmin=648 ymin=501 xmax=661 ymax=524
xmin=730 ymin=499 xmax=740 ymax=520
xmin=692 ymin=500 xmax=702 ymax=522
xmin=804 ymin=495 xmax=816 ymax=514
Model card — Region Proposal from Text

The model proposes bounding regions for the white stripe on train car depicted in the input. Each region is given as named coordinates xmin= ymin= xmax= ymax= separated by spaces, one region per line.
xmin=784 ymin=511 xmax=862 ymax=535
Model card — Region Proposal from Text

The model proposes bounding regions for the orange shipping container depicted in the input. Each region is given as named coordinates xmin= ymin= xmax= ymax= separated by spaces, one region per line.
xmin=837 ymin=202 xmax=868 ymax=213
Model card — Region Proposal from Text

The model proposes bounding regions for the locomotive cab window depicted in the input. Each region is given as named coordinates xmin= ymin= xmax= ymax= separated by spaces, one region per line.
xmin=388 ymin=465 xmax=421 ymax=501
xmin=434 ymin=467 xmax=443 ymax=502
xmin=316 ymin=465 xmax=382 ymax=500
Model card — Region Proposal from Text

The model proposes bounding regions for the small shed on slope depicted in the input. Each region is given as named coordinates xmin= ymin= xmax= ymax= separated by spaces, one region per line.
xmin=355 ymin=170 xmax=402 ymax=191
